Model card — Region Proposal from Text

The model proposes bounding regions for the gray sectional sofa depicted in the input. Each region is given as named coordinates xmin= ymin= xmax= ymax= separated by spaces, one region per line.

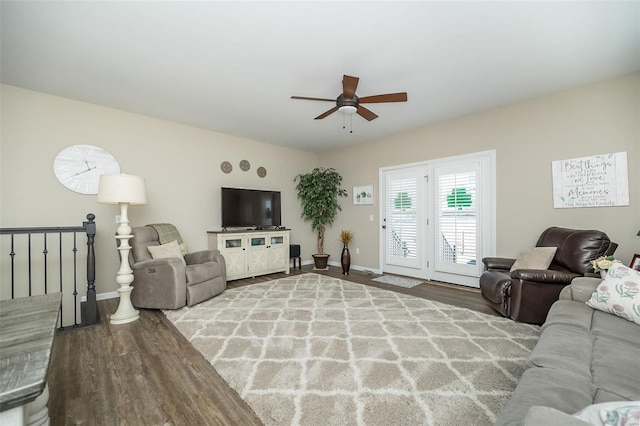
xmin=496 ymin=277 xmax=640 ymax=425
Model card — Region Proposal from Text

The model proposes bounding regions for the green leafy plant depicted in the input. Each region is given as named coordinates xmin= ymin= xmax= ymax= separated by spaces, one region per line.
xmin=294 ymin=167 xmax=348 ymax=255
xmin=394 ymin=192 xmax=412 ymax=210
xmin=447 ymin=188 xmax=472 ymax=210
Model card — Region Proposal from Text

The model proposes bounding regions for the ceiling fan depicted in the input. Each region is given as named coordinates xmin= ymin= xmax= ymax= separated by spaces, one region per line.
xmin=291 ymin=74 xmax=408 ymax=122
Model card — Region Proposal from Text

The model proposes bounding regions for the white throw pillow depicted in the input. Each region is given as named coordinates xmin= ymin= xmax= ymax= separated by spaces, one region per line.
xmin=510 ymin=247 xmax=557 ymax=272
xmin=586 ymin=262 xmax=640 ymax=325
xmin=147 ymin=240 xmax=186 ymax=265
xmin=573 ymin=401 xmax=640 ymax=426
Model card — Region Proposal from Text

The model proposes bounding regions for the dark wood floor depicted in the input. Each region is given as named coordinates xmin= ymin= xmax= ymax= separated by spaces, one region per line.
xmin=48 ymin=266 xmax=497 ymax=425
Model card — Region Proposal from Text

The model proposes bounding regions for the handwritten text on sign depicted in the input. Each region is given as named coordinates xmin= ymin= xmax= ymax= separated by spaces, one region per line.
xmin=552 ymin=152 xmax=629 ymax=208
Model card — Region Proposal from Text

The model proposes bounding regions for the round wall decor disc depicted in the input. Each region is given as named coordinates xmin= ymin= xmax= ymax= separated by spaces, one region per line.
xmin=257 ymin=166 xmax=267 ymax=178
xmin=220 ymin=161 xmax=232 ymax=173
xmin=240 ymin=159 xmax=251 ymax=171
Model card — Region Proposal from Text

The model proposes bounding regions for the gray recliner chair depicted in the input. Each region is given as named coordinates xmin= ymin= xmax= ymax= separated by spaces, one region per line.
xmin=129 ymin=225 xmax=226 ymax=309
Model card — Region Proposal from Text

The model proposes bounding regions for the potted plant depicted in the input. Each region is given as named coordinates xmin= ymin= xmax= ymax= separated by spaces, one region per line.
xmin=294 ymin=167 xmax=348 ymax=269
xmin=340 ymin=229 xmax=354 ymax=275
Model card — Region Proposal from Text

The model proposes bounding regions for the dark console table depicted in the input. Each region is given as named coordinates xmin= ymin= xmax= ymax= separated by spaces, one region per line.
xmin=0 ymin=293 xmax=62 ymax=424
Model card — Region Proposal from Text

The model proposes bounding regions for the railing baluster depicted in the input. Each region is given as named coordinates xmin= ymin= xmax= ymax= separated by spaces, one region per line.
xmin=72 ymin=232 xmax=78 ymax=328
xmin=28 ymin=233 xmax=32 ymax=296
xmin=10 ymin=234 xmax=15 ymax=299
xmin=43 ymin=233 xmax=48 ymax=295
xmin=59 ymin=231 xmax=64 ymax=330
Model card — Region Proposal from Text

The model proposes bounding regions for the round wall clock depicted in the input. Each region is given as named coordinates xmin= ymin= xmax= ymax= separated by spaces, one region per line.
xmin=53 ymin=144 xmax=120 ymax=194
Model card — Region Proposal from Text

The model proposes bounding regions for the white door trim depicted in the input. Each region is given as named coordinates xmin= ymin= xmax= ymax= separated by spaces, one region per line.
xmin=378 ymin=150 xmax=496 ymax=287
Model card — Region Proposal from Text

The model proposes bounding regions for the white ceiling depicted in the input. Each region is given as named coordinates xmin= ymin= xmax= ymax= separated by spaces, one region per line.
xmin=2 ymin=1 xmax=639 ymax=152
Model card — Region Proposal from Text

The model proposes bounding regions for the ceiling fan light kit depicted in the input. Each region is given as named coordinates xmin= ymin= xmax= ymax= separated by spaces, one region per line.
xmin=338 ymin=105 xmax=357 ymax=115
xmin=291 ymin=74 xmax=407 ymax=132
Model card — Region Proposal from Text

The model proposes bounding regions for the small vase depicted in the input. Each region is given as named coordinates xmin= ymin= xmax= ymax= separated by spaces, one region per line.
xmin=341 ymin=244 xmax=351 ymax=275
xmin=600 ymin=269 xmax=608 ymax=279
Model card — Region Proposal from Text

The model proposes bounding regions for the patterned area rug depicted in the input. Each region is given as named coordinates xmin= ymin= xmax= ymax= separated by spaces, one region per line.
xmin=371 ymin=274 xmax=424 ymax=288
xmin=165 ymin=274 xmax=539 ymax=426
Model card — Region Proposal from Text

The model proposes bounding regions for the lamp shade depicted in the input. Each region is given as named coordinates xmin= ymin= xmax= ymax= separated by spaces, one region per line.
xmin=97 ymin=174 xmax=147 ymax=205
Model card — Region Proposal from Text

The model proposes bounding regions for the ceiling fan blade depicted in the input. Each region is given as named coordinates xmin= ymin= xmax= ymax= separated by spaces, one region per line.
xmin=342 ymin=75 xmax=359 ymax=99
xmin=315 ymin=106 xmax=339 ymax=120
xmin=291 ymin=96 xmax=336 ymax=102
xmin=357 ymin=105 xmax=378 ymax=121
xmin=358 ymin=92 xmax=408 ymax=103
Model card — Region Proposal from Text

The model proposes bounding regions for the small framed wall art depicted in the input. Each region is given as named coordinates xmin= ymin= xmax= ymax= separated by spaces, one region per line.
xmin=353 ymin=184 xmax=374 ymax=205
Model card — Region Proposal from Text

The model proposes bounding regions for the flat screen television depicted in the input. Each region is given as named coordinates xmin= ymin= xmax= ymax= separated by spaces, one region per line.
xmin=221 ymin=187 xmax=282 ymax=229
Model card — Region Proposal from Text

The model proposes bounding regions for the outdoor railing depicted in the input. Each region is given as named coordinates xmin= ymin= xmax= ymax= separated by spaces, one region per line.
xmin=440 ymin=233 xmax=457 ymax=263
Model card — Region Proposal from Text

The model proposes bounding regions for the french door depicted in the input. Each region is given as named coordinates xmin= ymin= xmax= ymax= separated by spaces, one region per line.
xmin=380 ymin=151 xmax=495 ymax=287
xmin=383 ymin=167 xmax=425 ymax=272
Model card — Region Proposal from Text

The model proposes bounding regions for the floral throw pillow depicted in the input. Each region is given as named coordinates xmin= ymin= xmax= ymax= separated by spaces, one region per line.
xmin=573 ymin=401 xmax=640 ymax=426
xmin=586 ymin=262 xmax=640 ymax=325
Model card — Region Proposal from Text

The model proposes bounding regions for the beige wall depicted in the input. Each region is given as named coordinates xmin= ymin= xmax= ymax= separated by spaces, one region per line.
xmin=2 ymin=72 xmax=639 ymax=298
xmin=320 ymin=72 xmax=640 ymax=269
xmin=0 ymin=85 xmax=319 ymax=297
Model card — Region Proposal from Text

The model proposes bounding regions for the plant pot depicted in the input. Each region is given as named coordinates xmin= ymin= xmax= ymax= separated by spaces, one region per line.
xmin=341 ymin=244 xmax=351 ymax=275
xmin=312 ymin=254 xmax=330 ymax=270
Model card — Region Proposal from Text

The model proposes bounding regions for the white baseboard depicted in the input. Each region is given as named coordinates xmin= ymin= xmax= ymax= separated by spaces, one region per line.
xmin=327 ymin=260 xmax=382 ymax=276
xmin=81 ymin=291 xmax=119 ymax=302
xmin=291 ymin=259 xmax=381 ymax=275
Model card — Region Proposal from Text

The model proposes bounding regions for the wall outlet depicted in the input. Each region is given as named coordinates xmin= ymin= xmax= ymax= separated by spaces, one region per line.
xmin=356 ymin=248 xmax=360 ymax=254
xmin=115 ymin=215 xmax=121 ymax=223
xmin=369 ymin=214 xmax=374 ymax=221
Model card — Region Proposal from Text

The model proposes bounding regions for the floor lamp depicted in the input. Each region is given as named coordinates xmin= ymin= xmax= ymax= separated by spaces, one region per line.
xmin=97 ymin=174 xmax=147 ymax=325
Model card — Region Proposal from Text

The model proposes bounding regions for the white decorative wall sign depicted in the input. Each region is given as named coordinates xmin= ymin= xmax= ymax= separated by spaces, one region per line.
xmin=552 ymin=152 xmax=629 ymax=208
xmin=353 ymin=184 xmax=374 ymax=205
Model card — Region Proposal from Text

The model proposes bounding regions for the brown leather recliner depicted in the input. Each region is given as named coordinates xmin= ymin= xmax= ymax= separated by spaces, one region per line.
xmin=129 ymin=225 xmax=226 ymax=309
xmin=479 ymin=227 xmax=617 ymax=325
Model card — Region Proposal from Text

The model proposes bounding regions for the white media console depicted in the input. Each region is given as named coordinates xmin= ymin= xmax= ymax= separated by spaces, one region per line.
xmin=207 ymin=229 xmax=290 ymax=281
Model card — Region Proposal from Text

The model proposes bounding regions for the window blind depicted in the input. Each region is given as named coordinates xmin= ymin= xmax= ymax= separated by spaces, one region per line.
xmin=437 ymin=171 xmax=477 ymax=265
xmin=386 ymin=177 xmax=418 ymax=259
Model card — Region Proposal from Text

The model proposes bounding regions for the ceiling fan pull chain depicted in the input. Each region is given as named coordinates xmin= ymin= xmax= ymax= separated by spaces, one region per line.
xmin=342 ymin=112 xmax=353 ymax=133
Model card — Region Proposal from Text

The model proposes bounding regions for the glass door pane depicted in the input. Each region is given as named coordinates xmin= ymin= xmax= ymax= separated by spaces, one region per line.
xmin=251 ymin=237 xmax=266 ymax=246
xmin=384 ymin=168 xmax=422 ymax=269
xmin=434 ymin=163 xmax=480 ymax=276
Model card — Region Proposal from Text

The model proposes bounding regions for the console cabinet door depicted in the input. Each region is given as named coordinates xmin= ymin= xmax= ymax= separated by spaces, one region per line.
xmin=267 ymin=234 xmax=288 ymax=272
xmin=220 ymin=235 xmax=247 ymax=279
xmin=248 ymin=235 xmax=269 ymax=275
